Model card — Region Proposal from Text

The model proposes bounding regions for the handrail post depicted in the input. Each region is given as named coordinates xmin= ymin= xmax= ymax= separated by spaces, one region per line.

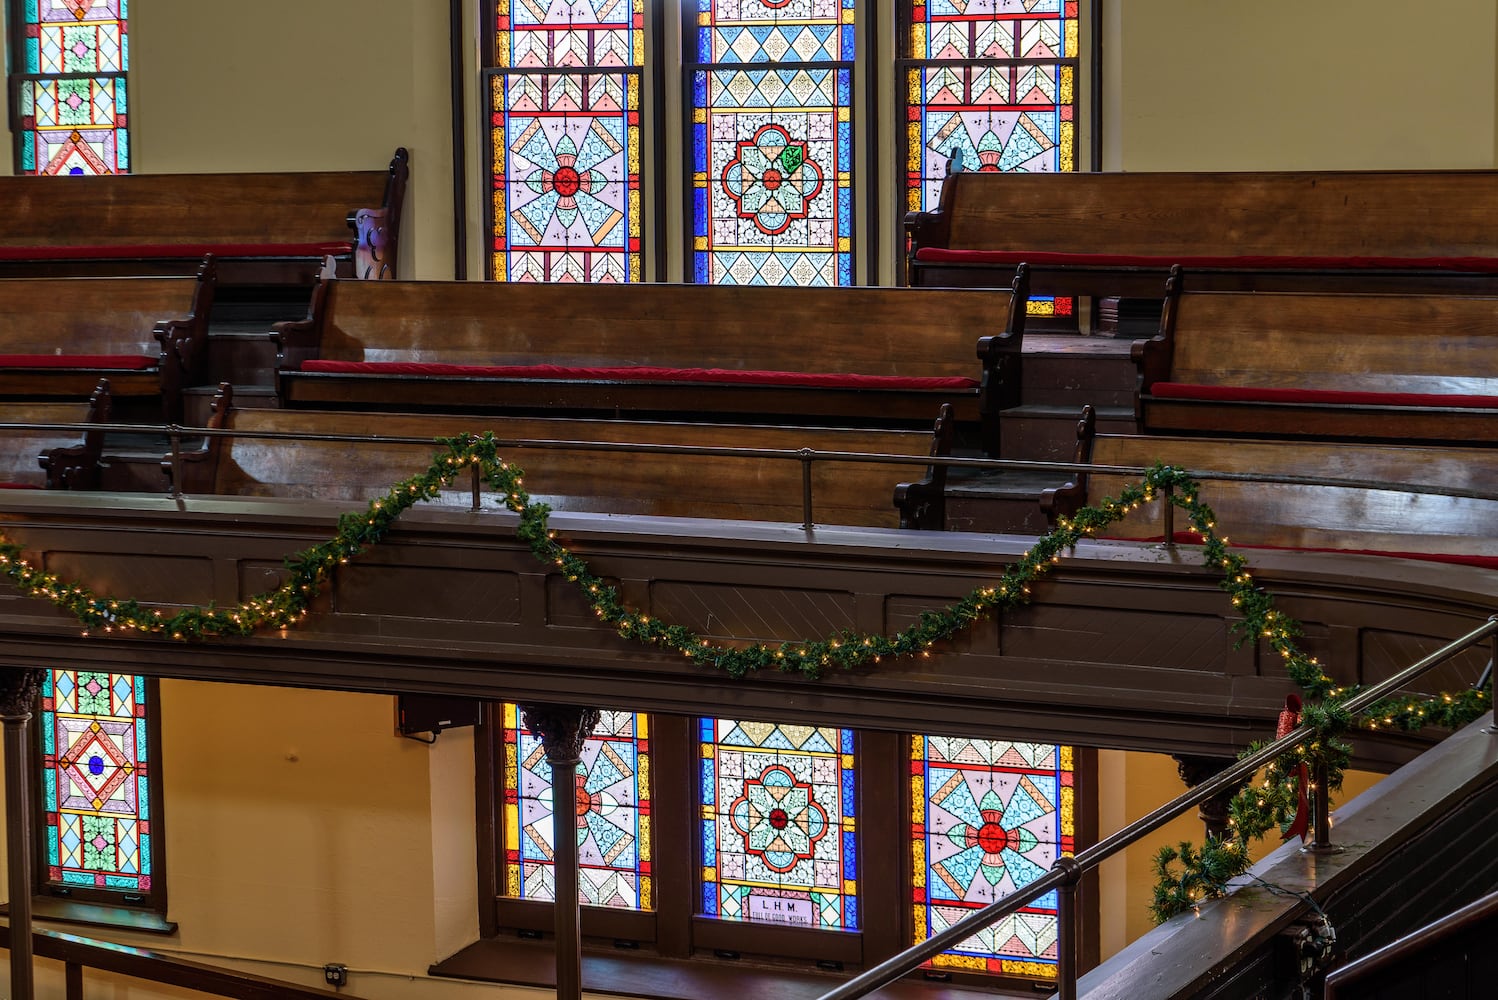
xmin=800 ymin=448 xmax=814 ymax=529
xmin=168 ymin=426 xmax=182 ymax=498
xmin=1055 ymin=856 xmax=1082 ymax=1000
xmin=1305 ymin=755 xmax=1341 ymax=854
xmin=471 ymin=460 xmax=481 ymax=513
xmin=1160 ymin=480 xmax=1175 ymax=547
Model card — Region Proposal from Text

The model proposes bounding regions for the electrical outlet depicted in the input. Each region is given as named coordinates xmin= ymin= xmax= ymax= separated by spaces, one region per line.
xmin=323 ymin=963 xmax=348 ymax=988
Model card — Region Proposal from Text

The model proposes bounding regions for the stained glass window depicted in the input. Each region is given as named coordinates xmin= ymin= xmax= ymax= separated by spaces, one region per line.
xmin=39 ymin=669 xmax=152 ymax=894
xmin=11 ymin=0 xmax=130 ymax=175
xmin=504 ymin=705 xmax=652 ymax=910
xmin=700 ymin=719 xmax=856 ymax=929
xmin=912 ymin=736 xmax=1073 ymax=979
xmin=690 ymin=0 xmax=855 ymax=286
xmin=487 ymin=0 xmax=644 ymax=282
xmin=902 ymin=1 xmax=1078 ymax=315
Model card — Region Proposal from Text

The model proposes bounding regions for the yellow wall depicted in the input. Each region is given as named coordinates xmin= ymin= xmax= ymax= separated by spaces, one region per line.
xmin=1102 ymin=0 xmax=1498 ymax=170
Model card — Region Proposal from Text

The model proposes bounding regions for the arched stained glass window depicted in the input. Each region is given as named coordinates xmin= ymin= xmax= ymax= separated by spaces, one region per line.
xmin=9 ymin=0 xmax=129 ymax=175
xmin=700 ymin=718 xmax=856 ymax=929
xmin=901 ymin=0 xmax=1078 ymax=315
xmin=689 ymin=0 xmax=856 ymax=286
xmin=487 ymin=0 xmax=645 ymax=282
xmin=504 ymin=705 xmax=652 ymax=910
xmin=39 ymin=669 xmax=159 ymax=904
xmin=912 ymin=736 xmax=1073 ymax=979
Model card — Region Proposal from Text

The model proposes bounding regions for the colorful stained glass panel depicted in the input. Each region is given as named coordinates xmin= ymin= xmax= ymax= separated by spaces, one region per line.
xmin=700 ymin=719 xmax=856 ymax=930
xmin=490 ymin=0 xmax=644 ymax=282
xmin=912 ymin=736 xmax=1074 ymax=979
xmin=504 ymin=706 xmax=652 ymax=910
xmin=16 ymin=0 xmax=129 ymax=175
xmin=691 ymin=0 xmax=855 ymax=286
xmin=40 ymin=670 xmax=150 ymax=892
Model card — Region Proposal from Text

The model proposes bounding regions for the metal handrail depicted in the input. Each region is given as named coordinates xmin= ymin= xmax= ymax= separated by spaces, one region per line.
xmin=816 ymin=616 xmax=1498 ymax=1000
xmin=6 ymin=418 xmax=1498 ymax=503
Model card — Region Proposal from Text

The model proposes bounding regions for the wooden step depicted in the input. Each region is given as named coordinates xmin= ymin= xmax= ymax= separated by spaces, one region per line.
xmin=941 ymin=468 xmax=1068 ymax=535
xmin=998 ymin=403 xmax=1135 ymax=462
xmin=203 ymin=329 xmax=280 ymax=386
xmin=183 ymin=383 xmax=278 ymax=426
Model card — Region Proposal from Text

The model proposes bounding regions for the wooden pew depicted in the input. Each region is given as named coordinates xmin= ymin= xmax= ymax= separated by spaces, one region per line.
xmin=164 ymin=386 xmax=939 ymax=528
xmin=1042 ymin=410 xmax=1498 ymax=563
xmin=272 ymin=269 xmax=1028 ymax=441
xmin=0 ymin=260 xmax=216 ymax=423
xmin=906 ymin=169 xmax=1498 ymax=334
xmin=0 ymin=379 xmax=112 ymax=491
xmin=1133 ymin=272 xmax=1498 ymax=444
xmin=0 ymin=149 xmax=408 ymax=284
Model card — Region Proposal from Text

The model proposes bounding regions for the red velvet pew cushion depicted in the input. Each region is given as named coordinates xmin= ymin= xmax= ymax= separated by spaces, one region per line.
xmin=0 ymin=242 xmax=352 ymax=261
xmin=0 ymin=353 xmax=155 ymax=370
xmin=300 ymin=360 xmax=979 ymax=391
xmin=1150 ymin=382 xmax=1498 ymax=409
xmin=913 ymin=248 xmax=1498 ymax=272
xmin=1105 ymin=531 xmax=1498 ymax=571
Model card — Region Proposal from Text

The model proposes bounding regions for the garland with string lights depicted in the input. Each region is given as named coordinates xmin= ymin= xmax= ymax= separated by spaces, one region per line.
xmin=0 ymin=433 xmax=1488 ymax=918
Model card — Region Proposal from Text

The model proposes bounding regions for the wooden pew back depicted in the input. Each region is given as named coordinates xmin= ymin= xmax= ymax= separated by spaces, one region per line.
xmin=313 ymin=280 xmax=998 ymax=377
xmin=929 ymin=170 xmax=1498 ymax=258
xmin=0 ymin=170 xmax=389 ymax=248
xmin=0 ymin=268 xmax=214 ymax=421
xmin=275 ymin=278 xmax=1019 ymax=428
xmin=1164 ymin=290 xmax=1498 ymax=395
xmin=1051 ymin=432 xmax=1498 ymax=557
xmin=1134 ymin=283 xmax=1498 ymax=441
xmin=170 ymin=397 xmax=937 ymax=528
xmin=0 ymin=380 xmax=112 ymax=490
xmin=0 ymin=276 xmax=198 ymax=356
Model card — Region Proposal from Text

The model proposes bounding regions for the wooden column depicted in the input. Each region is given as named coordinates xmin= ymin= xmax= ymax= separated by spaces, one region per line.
xmin=519 ymin=704 xmax=600 ymax=1000
xmin=1173 ymin=754 xmax=1246 ymax=841
xmin=0 ymin=669 xmax=44 ymax=1000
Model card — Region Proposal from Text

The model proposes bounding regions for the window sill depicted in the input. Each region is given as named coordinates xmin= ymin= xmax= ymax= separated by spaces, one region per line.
xmin=0 ymin=898 xmax=178 ymax=935
xmin=430 ymin=936 xmax=1029 ymax=999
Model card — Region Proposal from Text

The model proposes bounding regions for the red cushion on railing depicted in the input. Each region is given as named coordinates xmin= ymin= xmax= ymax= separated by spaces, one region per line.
xmin=1150 ymin=382 xmax=1498 ymax=409
xmin=913 ymin=248 xmax=1498 ymax=272
xmin=0 ymin=353 xmax=155 ymax=370
xmin=0 ymin=483 xmax=43 ymax=490
xmin=299 ymin=360 xmax=980 ymax=390
xmin=1104 ymin=531 xmax=1498 ymax=570
xmin=0 ymin=242 xmax=352 ymax=261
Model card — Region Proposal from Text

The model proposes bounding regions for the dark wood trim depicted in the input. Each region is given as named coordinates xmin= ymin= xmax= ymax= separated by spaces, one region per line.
xmin=856 ymin=729 xmax=907 ymax=966
xmin=449 ymin=0 xmax=468 ymax=280
xmin=1090 ymin=0 xmax=1103 ymax=173
xmin=474 ymin=702 xmax=499 ymax=939
xmin=862 ymin=3 xmax=878 ymax=286
xmin=649 ymin=714 xmax=694 ymax=959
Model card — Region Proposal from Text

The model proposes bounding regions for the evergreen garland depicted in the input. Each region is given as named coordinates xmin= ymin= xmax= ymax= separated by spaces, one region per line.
xmin=0 ymin=433 xmax=1487 ymax=923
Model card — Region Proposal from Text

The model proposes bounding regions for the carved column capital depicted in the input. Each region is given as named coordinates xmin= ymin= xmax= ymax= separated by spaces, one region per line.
xmin=519 ymin=704 xmax=601 ymax=765
xmin=0 ymin=668 xmax=44 ymax=721
xmin=1172 ymin=753 xmax=1246 ymax=842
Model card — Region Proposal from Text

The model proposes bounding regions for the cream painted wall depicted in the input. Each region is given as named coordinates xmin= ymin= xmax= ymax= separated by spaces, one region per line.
xmin=1102 ymin=0 xmax=1498 ymax=170
xmin=125 ymin=1 xmax=455 ymax=279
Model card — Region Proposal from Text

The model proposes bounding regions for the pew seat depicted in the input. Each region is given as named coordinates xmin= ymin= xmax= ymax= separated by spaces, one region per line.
xmin=273 ymin=273 xmax=1026 ymax=438
xmin=1133 ymin=276 xmax=1498 ymax=443
xmin=0 ymin=149 xmax=408 ymax=283
xmin=0 ymin=262 xmax=216 ymax=423
xmin=906 ymin=170 xmax=1498 ymax=333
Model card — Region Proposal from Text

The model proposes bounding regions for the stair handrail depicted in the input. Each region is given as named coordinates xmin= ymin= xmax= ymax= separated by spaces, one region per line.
xmin=816 ymin=615 xmax=1498 ymax=1000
